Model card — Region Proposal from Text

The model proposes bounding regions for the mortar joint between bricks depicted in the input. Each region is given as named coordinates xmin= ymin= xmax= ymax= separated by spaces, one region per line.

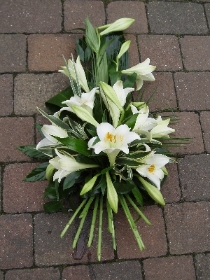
xmin=144 ymin=3 xmax=151 ymax=34
xmin=197 ymin=111 xmax=208 ymax=154
xmin=61 ymin=0 xmax=65 ymax=33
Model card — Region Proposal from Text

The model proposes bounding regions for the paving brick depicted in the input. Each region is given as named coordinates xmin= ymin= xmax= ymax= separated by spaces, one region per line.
xmin=161 ymin=163 xmax=181 ymax=204
xmin=143 ymin=255 xmax=196 ymax=280
xmin=138 ymin=35 xmax=182 ymax=71
xmin=0 ymin=117 xmax=34 ymax=162
xmin=0 ymin=75 xmax=13 ymax=116
xmin=172 ymin=113 xmax=204 ymax=153
xmin=107 ymin=2 xmax=148 ymax=34
xmin=134 ymin=72 xmax=177 ymax=112
xmin=0 ymin=214 xmax=33 ymax=269
xmin=0 ymin=35 xmax=26 ymax=73
xmin=147 ymin=2 xmax=208 ymax=34
xmin=64 ymin=0 xmax=105 ymax=32
xmin=125 ymin=34 xmax=139 ymax=68
xmin=0 ymin=167 xmax=1 ymax=211
xmin=62 ymin=266 xmax=91 ymax=280
xmin=34 ymin=212 xmax=113 ymax=265
xmin=175 ymin=72 xmax=210 ymax=111
xmin=180 ymin=36 xmax=210 ymax=71
xmin=115 ymin=206 xmax=167 ymax=259
xmin=14 ymin=74 xmax=69 ymax=115
xmin=0 ymin=0 xmax=62 ymax=33
xmin=179 ymin=154 xmax=210 ymax=201
xmin=3 ymin=163 xmax=47 ymax=213
xmin=200 ymin=111 xmax=210 ymax=153
xmin=28 ymin=34 xmax=80 ymax=72
xmin=92 ymin=261 xmax=143 ymax=280
xmin=5 ymin=268 xmax=60 ymax=280
xmin=165 ymin=202 xmax=210 ymax=254
xmin=34 ymin=213 xmax=74 ymax=266
xmin=166 ymin=112 xmax=204 ymax=155
xmin=195 ymin=253 xmax=210 ymax=280
xmin=205 ymin=4 xmax=210 ymax=27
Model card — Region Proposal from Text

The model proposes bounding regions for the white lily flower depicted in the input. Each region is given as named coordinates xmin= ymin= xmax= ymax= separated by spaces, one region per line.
xmin=136 ymin=152 xmax=170 ymax=189
xmin=49 ymin=149 xmax=98 ymax=183
xmin=100 ymin=81 xmax=134 ymax=127
xmin=131 ymin=104 xmax=157 ymax=133
xmin=149 ymin=117 xmax=175 ymax=139
xmin=61 ymin=87 xmax=98 ymax=115
xmin=59 ymin=56 xmax=90 ymax=93
xmin=88 ymin=122 xmax=140 ymax=165
xmin=122 ymin=58 xmax=156 ymax=90
xmin=99 ymin=18 xmax=135 ymax=36
xmin=36 ymin=124 xmax=68 ymax=150
xmin=113 ymin=80 xmax=134 ymax=107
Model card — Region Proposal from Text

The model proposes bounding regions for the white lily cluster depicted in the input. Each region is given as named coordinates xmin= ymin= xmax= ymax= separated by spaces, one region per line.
xmin=26 ymin=17 xmax=179 ymax=259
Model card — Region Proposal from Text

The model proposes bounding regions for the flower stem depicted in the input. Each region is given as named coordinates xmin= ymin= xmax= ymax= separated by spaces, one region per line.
xmin=60 ymin=198 xmax=88 ymax=238
xmin=72 ymin=197 xmax=94 ymax=248
xmin=119 ymin=195 xmax=145 ymax=250
xmin=97 ymin=195 xmax=103 ymax=261
xmin=88 ymin=196 xmax=99 ymax=247
xmin=107 ymin=200 xmax=116 ymax=250
xmin=125 ymin=194 xmax=151 ymax=225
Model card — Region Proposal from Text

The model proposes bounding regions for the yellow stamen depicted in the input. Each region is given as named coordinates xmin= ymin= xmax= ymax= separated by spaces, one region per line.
xmin=148 ymin=164 xmax=155 ymax=173
xmin=105 ymin=132 xmax=116 ymax=143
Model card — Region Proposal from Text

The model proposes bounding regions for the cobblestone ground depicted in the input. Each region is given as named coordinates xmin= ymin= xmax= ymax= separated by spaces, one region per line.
xmin=0 ymin=0 xmax=210 ymax=279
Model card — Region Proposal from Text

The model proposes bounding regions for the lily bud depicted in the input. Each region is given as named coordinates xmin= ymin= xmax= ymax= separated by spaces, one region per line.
xmin=138 ymin=176 xmax=165 ymax=206
xmin=71 ymin=105 xmax=99 ymax=127
xmin=100 ymin=82 xmax=123 ymax=112
xmin=100 ymin=18 xmax=135 ymax=36
xmin=80 ymin=174 xmax=99 ymax=195
xmin=46 ymin=164 xmax=55 ymax=181
xmin=117 ymin=40 xmax=131 ymax=60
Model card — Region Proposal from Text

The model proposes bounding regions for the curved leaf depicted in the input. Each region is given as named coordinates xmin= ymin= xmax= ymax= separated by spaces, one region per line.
xmin=24 ymin=162 xmax=48 ymax=182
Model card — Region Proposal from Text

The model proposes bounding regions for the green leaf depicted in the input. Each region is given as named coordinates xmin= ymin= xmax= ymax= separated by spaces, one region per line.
xmin=127 ymin=151 xmax=151 ymax=160
xmin=85 ymin=17 xmax=100 ymax=53
xmin=38 ymin=108 xmax=69 ymax=131
xmin=44 ymin=180 xmax=59 ymax=200
xmin=63 ymin=172 xmax=81 ymax=190
xmin=44 ymin=201 xmax=63 ymax=213
xmin=18 ymin=145 xmax=48 ymax=159
xmin=54 ymin=136 xmax=91 ymax=156
xmin=114 ymin=179 xmax=136 ymax=194
xmin=45 ymin=86 xmax=73 ymax=114
xmin=116 ymin=157 xmax=140 ymax=167
xmin=132 ymin=186 xmax=143 ymax=206
xmin=123 ymin=113 xmax=138 ymax=130
xmin=123 ymin=72 xmax=137 ymax=88
xmin=24 ymin=162 xmax=49 ymax=182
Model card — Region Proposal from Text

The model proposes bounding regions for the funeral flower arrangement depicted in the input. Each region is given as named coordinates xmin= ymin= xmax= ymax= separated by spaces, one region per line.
xmin=19 ymin=18 xmax=178 ymax=260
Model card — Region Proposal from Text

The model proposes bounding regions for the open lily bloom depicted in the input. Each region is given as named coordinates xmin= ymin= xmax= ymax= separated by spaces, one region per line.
xmin=88 ymin=122 xmax=140 ymax=165
xmin=61 ymin=87 xmax=98 ymax=115
xmin=149 ymin=116 xmax=175 ymax=139
xmin=131 ymin=104 xmax=157 ymax=134
xmin=122 ymin=58 xmax=156 ymax=90
xmin=59 ymin=56 xmax=90 ymax=93
xmin=136 ymin=152 xmax=170 ymax=189
xmin=36 ymin=124 xmax=68 ymax=150
xmin=50 ymin=149 xmax=98 ymax=182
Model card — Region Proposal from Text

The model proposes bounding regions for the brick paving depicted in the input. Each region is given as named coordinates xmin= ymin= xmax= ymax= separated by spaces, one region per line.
xmin=0 ymin=0 xmax=210 ymax=279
